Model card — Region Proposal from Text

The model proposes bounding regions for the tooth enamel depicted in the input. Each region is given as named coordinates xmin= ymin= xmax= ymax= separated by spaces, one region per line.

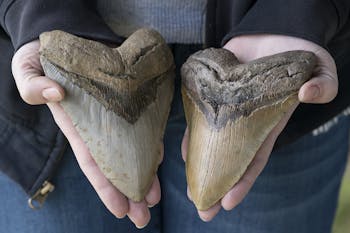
xmin=181 ymin=48 xmax=316 ymax=210
xmin=40 ymin=29 xmax=175 ymax=201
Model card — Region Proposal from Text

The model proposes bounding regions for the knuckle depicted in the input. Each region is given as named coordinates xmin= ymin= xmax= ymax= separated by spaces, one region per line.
xmin=113 ymin=207 xmax=127 ymax=219
xmin=242 ymin=176 xmax=255 ymax=187
xmin=19 ymin=88 xmax=36 ymax=105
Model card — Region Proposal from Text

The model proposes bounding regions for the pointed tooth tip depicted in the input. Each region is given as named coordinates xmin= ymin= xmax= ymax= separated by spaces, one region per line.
xmin=193 ymin=197 xmax=216 ymax=212
xmin=185 ymin=95 xmax=299 ymax=211
xmin=188 ymin=183 xmax=222 ymax=211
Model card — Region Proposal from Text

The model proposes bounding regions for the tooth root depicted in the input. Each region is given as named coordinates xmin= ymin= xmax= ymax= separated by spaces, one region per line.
xmin=40 ymin=29 xmax=174 ymax=201
xmin=181 ymin=48 xmax=316 ymax=210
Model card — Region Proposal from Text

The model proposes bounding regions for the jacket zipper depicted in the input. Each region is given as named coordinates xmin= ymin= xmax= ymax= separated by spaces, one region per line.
xmin=28 ymin=131 xmax=68 ymax=209
xmin=28 ymin=180 xmax=55 ymax=209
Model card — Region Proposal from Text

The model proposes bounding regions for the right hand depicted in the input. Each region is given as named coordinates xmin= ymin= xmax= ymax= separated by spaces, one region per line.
xmin=182 ymin=34 xmax=338 ymax=221
xmin=12 ymin=40 xmax=161 ymax=229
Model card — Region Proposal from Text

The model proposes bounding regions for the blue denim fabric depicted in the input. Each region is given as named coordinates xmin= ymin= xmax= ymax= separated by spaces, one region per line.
xmin=159 ymin=82 xmax=350 ymax=233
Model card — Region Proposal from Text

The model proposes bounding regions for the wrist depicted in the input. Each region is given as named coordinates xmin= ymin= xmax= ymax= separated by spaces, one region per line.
xmin=223 ymin=34 xmax=325 ymax=63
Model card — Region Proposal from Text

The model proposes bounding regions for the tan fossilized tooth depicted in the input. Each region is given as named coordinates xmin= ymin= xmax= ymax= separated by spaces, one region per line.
xmin=39 ymin=28 xmax=175 ymax=202
xmin=181 ymin=48 xmax=316 ymax=210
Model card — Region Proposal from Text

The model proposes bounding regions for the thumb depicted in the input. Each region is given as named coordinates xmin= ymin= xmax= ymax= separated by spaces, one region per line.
xmin=298 ymin=75 xmax=338 ymax=104
xmin=12 ymin=40 xmax=64 ymax=105
xmin=298 ymin=49 xmax=338 ymax=104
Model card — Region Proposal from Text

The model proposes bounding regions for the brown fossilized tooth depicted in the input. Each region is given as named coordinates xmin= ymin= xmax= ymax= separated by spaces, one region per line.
xmin=181 ymin=48 xmax=316 ymax=210
xmin=39 ymin=29 xmax=175 ymax=202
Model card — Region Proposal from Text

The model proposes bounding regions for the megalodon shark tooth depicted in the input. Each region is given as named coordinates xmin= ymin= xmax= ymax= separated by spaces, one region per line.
xmin=39 ymin=29 xmax=175 ymax=202
xmin=181 ymin=48 xmax=316 ymax=210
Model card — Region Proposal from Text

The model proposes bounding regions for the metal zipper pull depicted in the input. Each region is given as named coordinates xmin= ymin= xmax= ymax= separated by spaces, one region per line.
xmin=28 ymin=181 xmax=55 ymax=209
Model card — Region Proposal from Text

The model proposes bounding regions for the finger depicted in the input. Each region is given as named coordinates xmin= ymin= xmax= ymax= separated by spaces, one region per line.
xmin=15 ymin=75 xmax=64 ymax=104
xmin=181 ymin=127 xmax=189 ymax=161
xmin=197 ymin=202 xmax=221 ymax=222
xmin=299 ymin=49 xmax=338 ymax=104
xmin=187 ymin=186 xmax=192 ymax=201
xmin=12 ymin=41 xmax=64 ymax=104
xmin=158 ymin=143 xmax=164 ymax=165
xmin=221 ymin=103 xmax=298 ymax=210
xmin=127 ymin=200 xmax=151 ymax=229
xmin=145 ymin=176 xmax=161 ymax=207
xmin=221 ymin=148 xmax=270 ymax=211
xmin=221 ymin=173 xmax=259 ymax=211
xmin=47 ymin=102 xmax=129 ymax=218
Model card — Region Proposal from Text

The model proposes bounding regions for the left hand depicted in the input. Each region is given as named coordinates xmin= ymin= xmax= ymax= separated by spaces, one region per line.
xmin=181 ymin=34 xmax=338 ymax=221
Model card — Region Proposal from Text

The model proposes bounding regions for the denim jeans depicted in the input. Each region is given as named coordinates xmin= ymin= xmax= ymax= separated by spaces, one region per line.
xmin=0 ymin=46 xmax=349 ymax=232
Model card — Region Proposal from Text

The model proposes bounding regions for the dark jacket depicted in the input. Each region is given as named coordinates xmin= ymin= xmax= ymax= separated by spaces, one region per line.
xmin=0 ymin=0 xmax=349 ymax=202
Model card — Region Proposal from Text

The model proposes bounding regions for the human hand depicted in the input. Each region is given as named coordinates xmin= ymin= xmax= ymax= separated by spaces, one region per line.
xmin=181 ymin=34 xmax=338 ymax=221
xmin=12 ymin=40 xmax=161 ymax=228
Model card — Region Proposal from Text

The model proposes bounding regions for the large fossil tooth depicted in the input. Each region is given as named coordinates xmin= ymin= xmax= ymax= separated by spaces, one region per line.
xmin=181 ymin=48 xmax=316 ymax=210
xmin=39 ymin=29 xmax=175 ymax=202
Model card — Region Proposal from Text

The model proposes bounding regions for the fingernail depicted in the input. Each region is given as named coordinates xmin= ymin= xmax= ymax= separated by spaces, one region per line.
xmin=148 ymin=204 xmax=155 ymax=208
xmin=304 ymin=85 xmax=320 ymax=101
xmin=198 ymin=212 xmax=211 ymax=222
xmin=115 ymin=213 xmax=127 ymax=219
xmin=187 ymin=187 xmax=192 ymax=201
xmin=42 ymin=88 xmax=62 ymax=102
xmin=310 ymin=86 xmax=320 ymax=99
xmin=135 ymin=223 xmax=148 ymax=229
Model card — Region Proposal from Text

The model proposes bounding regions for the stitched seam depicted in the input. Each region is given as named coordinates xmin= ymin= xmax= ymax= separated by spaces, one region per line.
xmin=329 ymin=0 xmax=342 ymax=31
xmin=26 ymin=130 xmax=58 ymax=194
xmin=28 ymin=130 xmax=67 ymax=195
xmin=1 ymin=0 xmax=16 ymax=34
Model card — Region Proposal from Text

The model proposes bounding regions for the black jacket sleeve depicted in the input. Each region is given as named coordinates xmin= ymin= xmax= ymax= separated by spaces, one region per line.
xmin=219 ymin=0 xmax=350 ymax=49
xmin=0 ymin=0 xmax=122 ymax=50
xmin=215 ymin=0 xmax=350 ymax=148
